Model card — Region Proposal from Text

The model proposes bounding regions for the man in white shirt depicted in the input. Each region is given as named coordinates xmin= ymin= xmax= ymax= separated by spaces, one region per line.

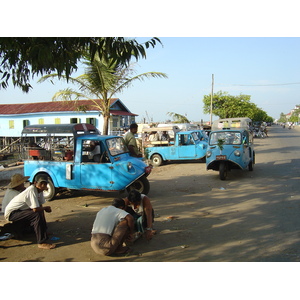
xmin=4 ymin=176 xmax=55 ymax=250
xmin=91 ymin=198 xmax=134 ymax=256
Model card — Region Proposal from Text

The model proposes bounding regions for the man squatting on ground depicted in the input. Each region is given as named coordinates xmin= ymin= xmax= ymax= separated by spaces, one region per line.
xmin=4 ymin=176 xmax=55 ymax=250
xmin=91 ymin=198 xmax=134 ymax=256
xmin=124 ymin=190 xmax=155 ymax=241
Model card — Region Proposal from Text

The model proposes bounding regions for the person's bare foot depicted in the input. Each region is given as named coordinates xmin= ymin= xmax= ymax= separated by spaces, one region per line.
xmin=38 ymin=243 xmax=56 ymax=249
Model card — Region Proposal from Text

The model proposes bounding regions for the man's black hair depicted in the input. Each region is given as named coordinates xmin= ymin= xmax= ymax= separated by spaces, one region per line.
xmin=112 ymin=198 xmax=125 ymax=208
xmin=127 ymin=190 xmax=141 ymax=203
xmin=129 ymin=123 xmax=138 ymax=129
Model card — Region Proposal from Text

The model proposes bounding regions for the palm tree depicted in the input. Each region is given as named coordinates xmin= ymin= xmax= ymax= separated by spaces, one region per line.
xmin=39 ymin=54 xmax=168 ymax=134
xmin=167 ymin=112 xmax=190 ymax=123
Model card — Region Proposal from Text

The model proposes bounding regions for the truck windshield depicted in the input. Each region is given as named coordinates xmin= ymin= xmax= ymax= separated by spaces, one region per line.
xmin=209 ymin=131 xmax=241 ymax=145
xmin=106 ymin=137 xmax=128 ymax=156
xmin=191 ymin=132 xmax=200 ymax=141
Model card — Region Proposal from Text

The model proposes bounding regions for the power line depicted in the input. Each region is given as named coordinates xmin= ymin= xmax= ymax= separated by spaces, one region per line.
xmin=231 ymin=82 xmax=300 ymax=87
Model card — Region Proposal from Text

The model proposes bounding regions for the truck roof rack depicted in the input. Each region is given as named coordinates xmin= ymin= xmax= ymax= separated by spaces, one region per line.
xmin=22 ymin=123 xmax=99 ymax=137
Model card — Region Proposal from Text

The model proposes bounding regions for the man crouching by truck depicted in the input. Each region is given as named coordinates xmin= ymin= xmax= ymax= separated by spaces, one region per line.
xmin=91 ymin=198 xmax=134 ymax=256
xmin=4 ymin=176 xmax=55 ymax=249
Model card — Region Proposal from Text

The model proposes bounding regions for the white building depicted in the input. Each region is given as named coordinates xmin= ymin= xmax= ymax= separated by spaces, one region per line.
xmin=0 ymin=98 xmax=137 ymax=138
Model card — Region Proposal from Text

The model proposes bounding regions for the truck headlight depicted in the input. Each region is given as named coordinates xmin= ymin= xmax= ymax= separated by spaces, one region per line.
xmin=145 ymin=166 xmax=152 ymax=174
xmin=234 ymin=150 xmax=241 ymax=156
xmin=206 ymin=150 xmax=212 ymax=158
xmin=127 ymin=162 xmax=132 ymax=170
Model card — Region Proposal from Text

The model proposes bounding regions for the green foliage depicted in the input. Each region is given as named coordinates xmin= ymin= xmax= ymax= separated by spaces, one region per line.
xmin=289 ymin=111 xmax=299 ymax=123
xmin=202 ymin=90 xmax=273 ymax=122
xmin=277 ymin=112 xmax=287 ymax=123
xmin=167 ymin=112 xmax=190 ymax=123
xmin=0 ymin=37 xmax=162 ymax=92
xmin=39 ymin=54 xmax=167 ymax=134
xmin=217 ymin=139 xmax=224 ymax=151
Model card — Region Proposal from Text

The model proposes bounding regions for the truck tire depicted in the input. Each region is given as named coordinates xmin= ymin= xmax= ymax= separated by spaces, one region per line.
xmin=248 ymin=160 xmax=253 ymax=171
xmin=151 ymin=154 xmax=163 ymax=167
xmin=127 ymin=176 xmax=150 ymax=195
xmin=35 ymin=174 xmax=56 ymax=201
xmin=219 ymin=161 xmax=227 ymax=180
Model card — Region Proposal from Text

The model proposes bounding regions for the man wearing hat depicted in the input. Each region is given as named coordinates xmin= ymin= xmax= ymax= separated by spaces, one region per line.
xmin=4 ymin=175 xmax=56 ymax=250
xmin=1 ymin=173 xmax=29 ymax=213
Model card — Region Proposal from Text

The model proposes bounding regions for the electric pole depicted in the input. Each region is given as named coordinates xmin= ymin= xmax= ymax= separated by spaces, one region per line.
xmin=210 ymin=74 xmax=214 ymax=127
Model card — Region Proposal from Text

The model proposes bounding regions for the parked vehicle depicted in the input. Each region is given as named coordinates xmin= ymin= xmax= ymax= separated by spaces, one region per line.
xmin=157 ymin=123 xmax=199 ymax=132
xmin=206 ymin=118 xmax=255 ymax=180
xmin=21 ymin=124 xmax=151 ymax=201
xmin=141 ymin=126 xmax=208 ymax=167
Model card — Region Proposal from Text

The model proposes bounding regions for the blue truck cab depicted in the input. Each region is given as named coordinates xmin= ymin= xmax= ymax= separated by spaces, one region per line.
xmin=21 ymin=124 xmax=151 ymax=201
xmin=206 ymin=117 xmax=255 ymax=180
xmin=141 ymin=126 xmax=208 ymax=167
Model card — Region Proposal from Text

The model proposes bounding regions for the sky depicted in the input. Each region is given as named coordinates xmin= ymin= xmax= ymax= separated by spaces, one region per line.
xmin=1 ymin=37 xmax=300 ymax=124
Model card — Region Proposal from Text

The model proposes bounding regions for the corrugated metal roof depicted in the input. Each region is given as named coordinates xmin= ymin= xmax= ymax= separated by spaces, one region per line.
xmin=111 ymin=110 xmax=137 ymax=116
xmin=0 ymin=99 xmax=122 ymax=115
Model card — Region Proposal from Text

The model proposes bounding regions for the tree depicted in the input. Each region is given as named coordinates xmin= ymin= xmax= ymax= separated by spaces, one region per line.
xmin=39 ymin=53 xmax=168 ymax=134
xmin=167 ymin=112 xmax=190 ymax=123
xmin=0 ymin=37 xmax=162 ymax=92
xmin=290 ymin=111 xmax=299 ymax=123
xmin=203 ymin=90 xmax=273 ymax=121
xmin=278 ymin=112 xmax=287 ymax=123
xmin=203 ymin=91 xmax=253 ymax=119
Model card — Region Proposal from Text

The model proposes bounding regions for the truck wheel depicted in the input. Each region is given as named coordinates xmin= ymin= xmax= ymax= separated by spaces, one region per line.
xmin=248 ymin=160 xmax=253 ymax=171
xmin=35 ymin=174 xmax=56 ymax=201
xmin=151 ymin=154 xmax=163 ymax=167
xmin=127 ymin=176 xmax=150 ymax=195
xmin=219 ymin=161 xmax=227 ymax=180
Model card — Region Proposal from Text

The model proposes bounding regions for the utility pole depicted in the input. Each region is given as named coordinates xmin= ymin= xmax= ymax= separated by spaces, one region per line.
xmin=210 ymin=74 xmax=214 ymax=127
xmin=145 ymin=111 xmax=150 ymax=124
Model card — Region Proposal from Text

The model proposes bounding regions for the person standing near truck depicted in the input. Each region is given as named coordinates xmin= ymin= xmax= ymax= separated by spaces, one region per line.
xmin=124 ymin=123 xmax=142 ymax=157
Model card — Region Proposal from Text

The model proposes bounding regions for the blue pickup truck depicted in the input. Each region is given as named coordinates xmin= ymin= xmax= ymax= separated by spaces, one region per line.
xmin=21 ymin=124 xmax=151 ymax=201
xmin=141 ymin=127 xmax=208 ymax=167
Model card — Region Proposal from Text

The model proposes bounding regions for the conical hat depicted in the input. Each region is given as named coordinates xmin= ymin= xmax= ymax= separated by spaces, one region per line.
xmin=7 ymin=173 xmax=30 ymax=189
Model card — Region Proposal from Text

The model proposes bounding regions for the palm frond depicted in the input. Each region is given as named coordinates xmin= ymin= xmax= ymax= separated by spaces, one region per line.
xmin=52 ymin=88 xmax=85 ymax=102
xmin=167 ymin=112 xmax=190 ymax=123
xmin=113 ymin=71 xmax=168 ymax=95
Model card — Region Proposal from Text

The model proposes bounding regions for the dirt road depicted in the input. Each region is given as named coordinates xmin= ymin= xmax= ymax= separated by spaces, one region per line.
xmin=1 ymin=125 xmax=300 ymax=262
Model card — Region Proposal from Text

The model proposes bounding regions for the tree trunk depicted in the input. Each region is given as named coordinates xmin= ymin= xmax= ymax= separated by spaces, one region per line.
xmin=102 ymin=114 xmax=109 ymax=135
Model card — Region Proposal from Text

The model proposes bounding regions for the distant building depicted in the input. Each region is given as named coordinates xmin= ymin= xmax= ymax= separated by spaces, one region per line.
xmin=0 ymin=98 xmax=137 ymax=138
xmin=285 ymin=105 xmax=300 ymax=122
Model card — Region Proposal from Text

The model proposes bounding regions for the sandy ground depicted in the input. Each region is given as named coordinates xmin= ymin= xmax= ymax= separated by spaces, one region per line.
xmin=1 ymin=125 xmax=300 ymax=264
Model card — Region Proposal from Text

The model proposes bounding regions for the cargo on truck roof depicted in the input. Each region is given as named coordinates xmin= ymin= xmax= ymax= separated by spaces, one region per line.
xmin=21 ymin=123 xmax=100 ymax=137
xmin=212 ymin=118 xmax=252 ymax=131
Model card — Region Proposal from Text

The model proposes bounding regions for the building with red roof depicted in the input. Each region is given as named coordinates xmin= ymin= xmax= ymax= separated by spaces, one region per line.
xmin=0 ymin=98 xmax=138 ymax=137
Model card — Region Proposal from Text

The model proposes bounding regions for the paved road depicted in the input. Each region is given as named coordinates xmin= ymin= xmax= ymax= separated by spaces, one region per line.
xmin=141 ymin=124 xmax=300 ymax=262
